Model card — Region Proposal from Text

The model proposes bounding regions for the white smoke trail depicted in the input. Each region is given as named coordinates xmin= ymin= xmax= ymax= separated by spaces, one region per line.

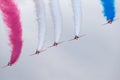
xmin=50 ymin=0 xmax=62 ymax=43
xmin=34 ymin=0 xmax=46 ymax=51
xmin=72 ymin=0 xmax=82 ymax=36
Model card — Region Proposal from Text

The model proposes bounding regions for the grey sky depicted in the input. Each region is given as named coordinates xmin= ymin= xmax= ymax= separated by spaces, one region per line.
xmin=0 ymin=0 xmax=120 ymax=80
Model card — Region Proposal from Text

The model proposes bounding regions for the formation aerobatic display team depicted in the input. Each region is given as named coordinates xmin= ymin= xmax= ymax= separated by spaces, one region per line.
xmin=0 ymin=0 xmax=118 ymax=67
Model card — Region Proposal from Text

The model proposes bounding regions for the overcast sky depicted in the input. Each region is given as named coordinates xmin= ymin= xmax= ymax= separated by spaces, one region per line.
xmin=0 ymin=0 xmax=120 ymax=80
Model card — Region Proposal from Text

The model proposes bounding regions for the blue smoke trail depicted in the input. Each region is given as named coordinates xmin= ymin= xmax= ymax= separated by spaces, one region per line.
xmin=101 ymin=0 xmax=115 ymax=21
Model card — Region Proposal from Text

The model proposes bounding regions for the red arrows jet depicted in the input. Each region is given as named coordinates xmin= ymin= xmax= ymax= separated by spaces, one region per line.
xmin=102 ymin=18 xmax=119 ymax=25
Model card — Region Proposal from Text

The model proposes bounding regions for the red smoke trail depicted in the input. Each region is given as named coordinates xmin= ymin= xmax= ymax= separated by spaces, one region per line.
xmin=0 ymin=0 xmax=23 ymax=66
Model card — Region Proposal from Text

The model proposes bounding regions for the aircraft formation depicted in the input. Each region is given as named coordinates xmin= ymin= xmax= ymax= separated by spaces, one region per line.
xmin=0 ymin=0 xmax=118 ymax=67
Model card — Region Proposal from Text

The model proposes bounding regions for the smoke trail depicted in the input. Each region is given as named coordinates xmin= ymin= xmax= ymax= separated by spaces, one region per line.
xmin=101 ymin=0 xmax=115 ymax=21
xmin=0 ymin=0 xmax=23 ymax=65
xmin=34 ymin=0 xmax=46 ymax=51
xmin=50 ymin=0 xmax=62 ymax=43
xmin=72 ymin=0 xmax=82 ymax=36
